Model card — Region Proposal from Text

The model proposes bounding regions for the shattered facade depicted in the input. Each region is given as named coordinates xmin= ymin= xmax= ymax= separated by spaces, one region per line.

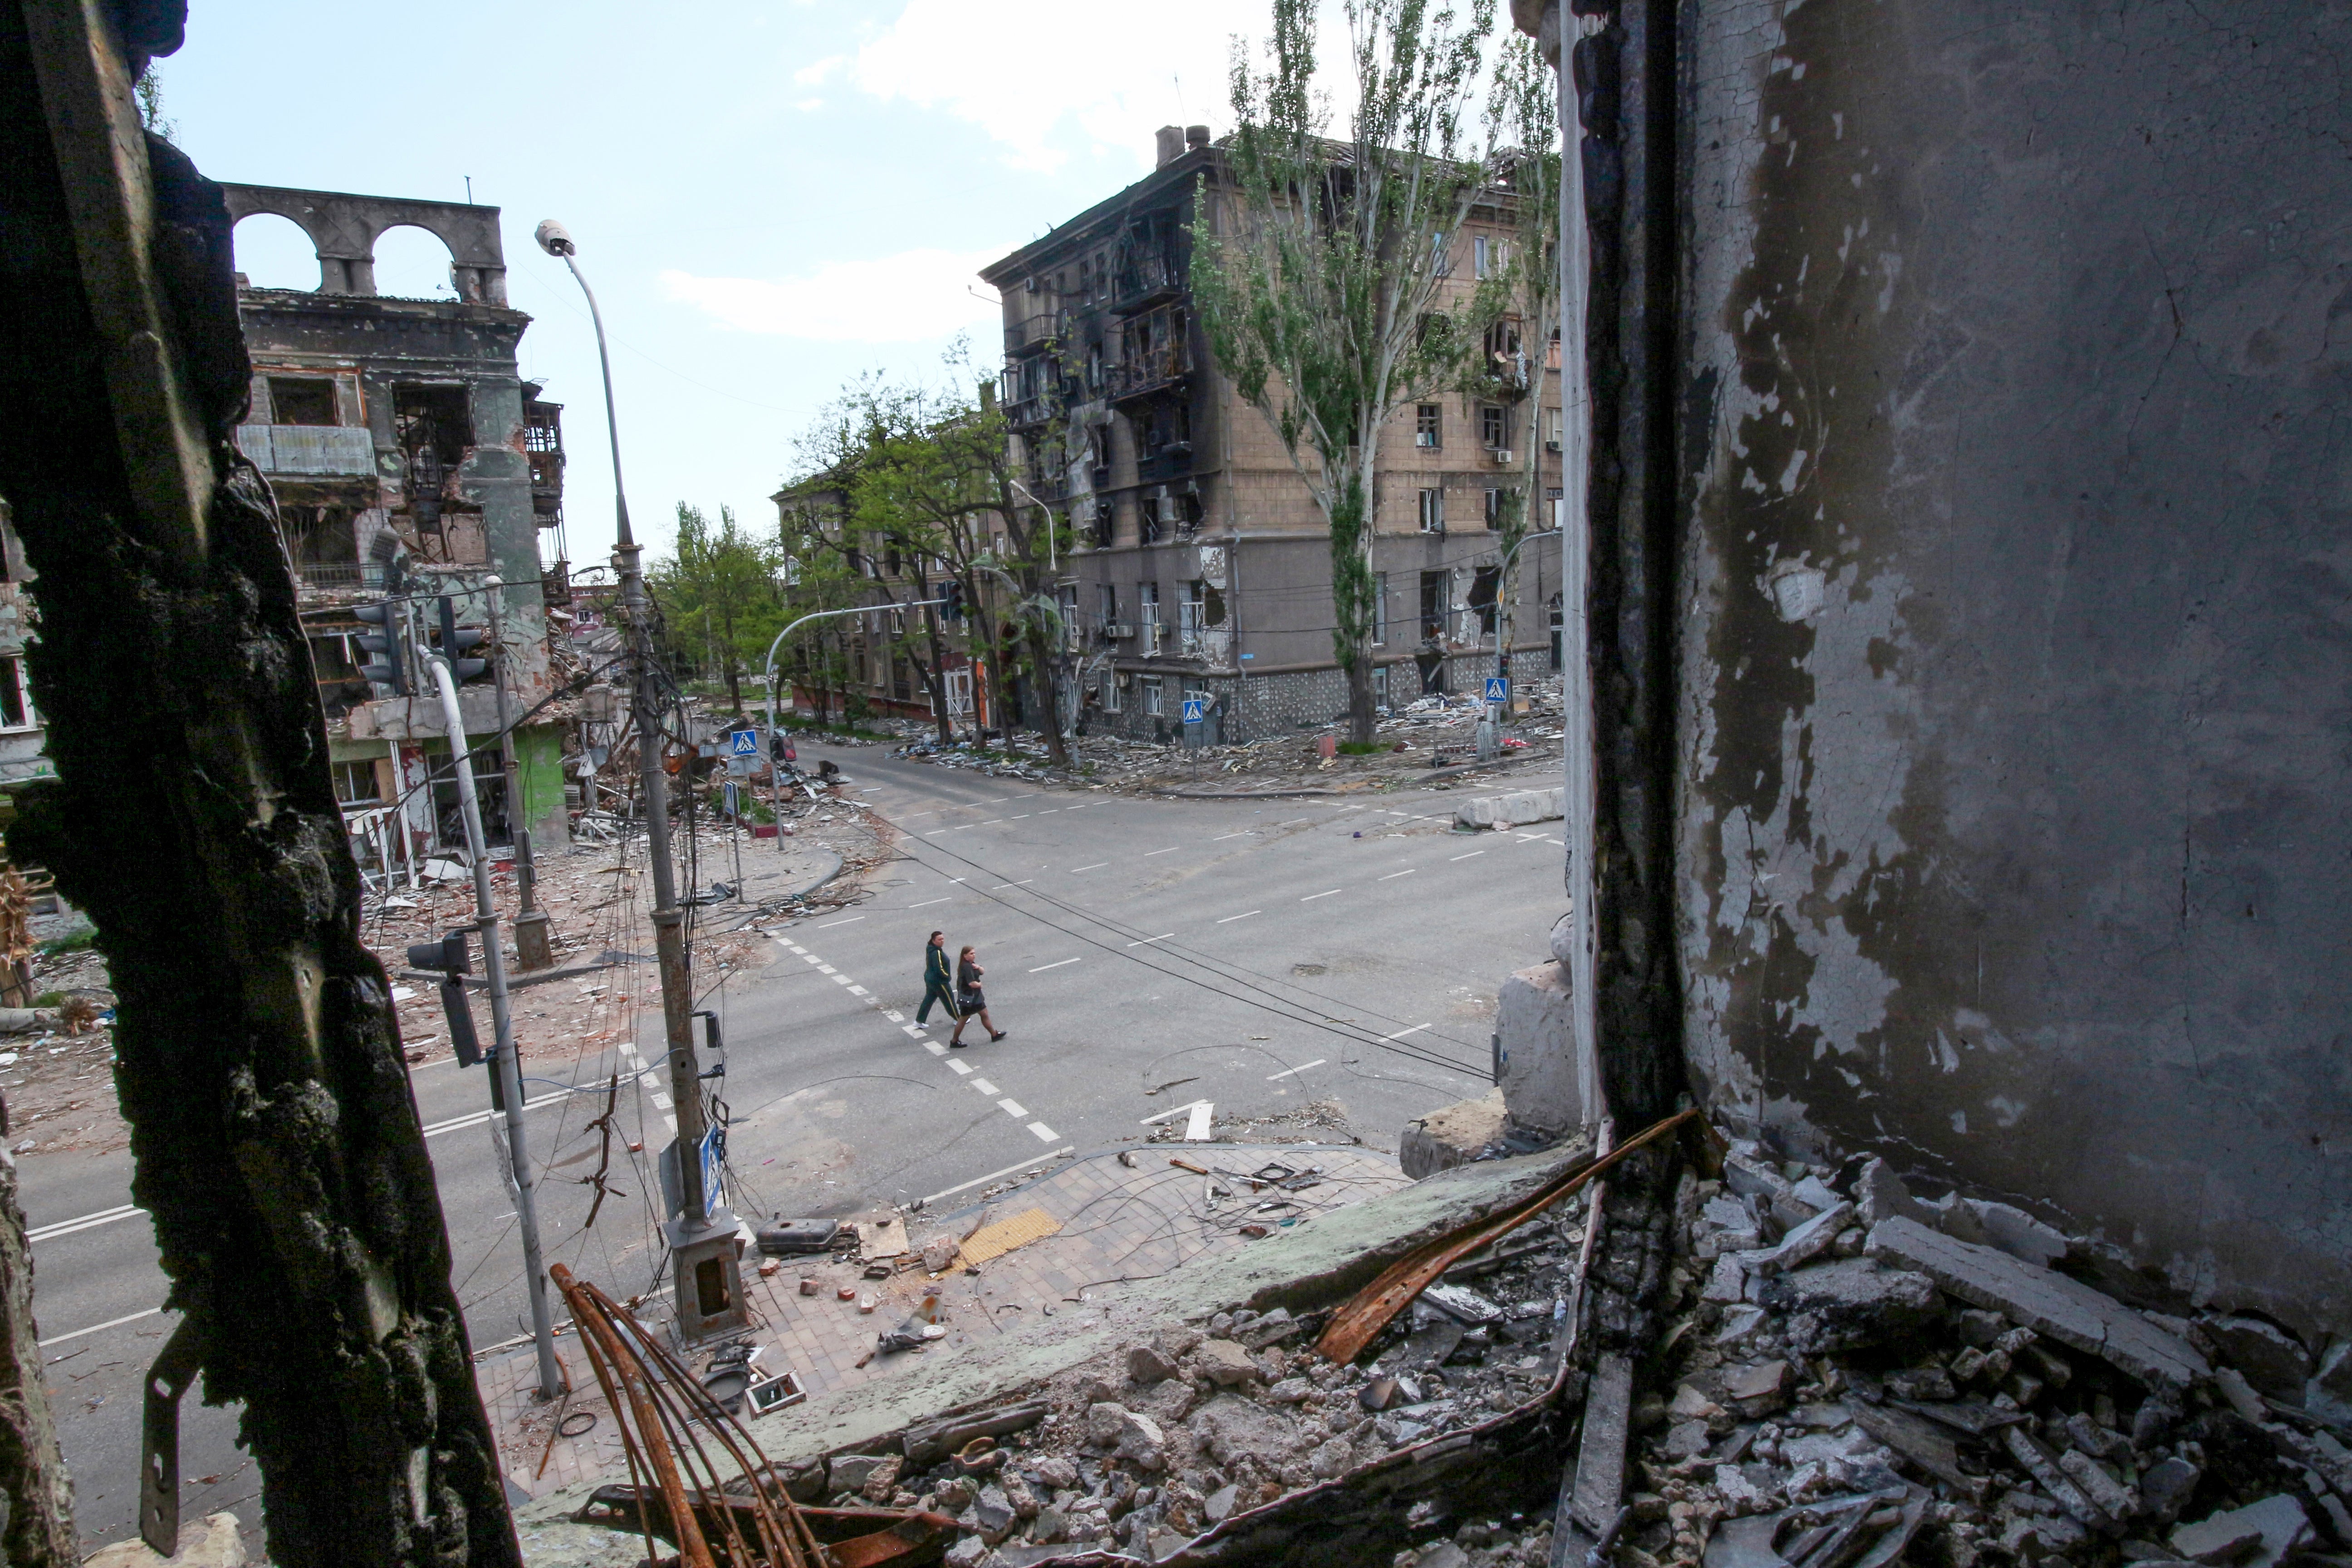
xmin=975 ymin=127 xmax=1568 ymax=743
xmin=224 ymin=183 xmax=572 ymax=865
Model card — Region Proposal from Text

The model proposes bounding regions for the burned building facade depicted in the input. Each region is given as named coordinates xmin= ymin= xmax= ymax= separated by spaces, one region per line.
xmin=979 ymin=127 xmax=1566 ymax=741
xmin=223 ymin=184 xmax=570 ymax=866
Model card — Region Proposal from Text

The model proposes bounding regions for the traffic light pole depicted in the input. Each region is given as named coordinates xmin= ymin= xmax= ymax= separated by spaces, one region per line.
xmin=759 ymin=596 xmax=946 ymax=850
xmin=425 ymin=654 xmax=562 ymax=1401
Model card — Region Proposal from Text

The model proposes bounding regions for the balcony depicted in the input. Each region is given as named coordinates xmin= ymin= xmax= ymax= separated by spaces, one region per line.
xmin=1004 ymin=313 xmax=1061 ymax=357
xmin=1112 ymin=250 xmax=1183 ymax=313
xmin=235 ymin=423 xmax=377 ymax=476
xmin=1108 ymin=345 xmax=1191 ymax=404
xmin=293 ymin=560 xmax=389 ymax=593
xmin=1135 ymin=445 xmax=1194 ymax=487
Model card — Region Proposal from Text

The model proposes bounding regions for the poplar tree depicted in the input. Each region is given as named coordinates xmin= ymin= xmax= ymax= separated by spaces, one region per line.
xmin=1192 ymin=0 xmax=1499 ymax=743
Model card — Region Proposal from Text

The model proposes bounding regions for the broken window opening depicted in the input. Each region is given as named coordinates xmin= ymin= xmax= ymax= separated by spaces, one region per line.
xmin=268 ymin=376 xmax=338 ymax=426
xmin=1480 ymin=405 xmax=1507 ymax=449
xmin=1470 ymin=564 xmax=1501 ymax=635
xmin=1416 ymin=404 xmax=1442 ymax=449
xmin=0 ymin=657 xmax=35 ymax=731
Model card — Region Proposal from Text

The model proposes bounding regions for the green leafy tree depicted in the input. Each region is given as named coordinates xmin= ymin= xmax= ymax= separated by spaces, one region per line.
xmin=788 ymin=357 xmax=1075 ymax=766
xmin=1482 ymin=33 xmax=1564 ymax=671
xmin=650 ymin=501 xmax=781 ymax=716
xmin=1192 ymin=0 xmax=1499 ymax=742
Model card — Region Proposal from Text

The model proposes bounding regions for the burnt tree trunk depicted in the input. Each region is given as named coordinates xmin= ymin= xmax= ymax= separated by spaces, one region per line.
xmin=0 ymin=7 xmax=520 ymax=1565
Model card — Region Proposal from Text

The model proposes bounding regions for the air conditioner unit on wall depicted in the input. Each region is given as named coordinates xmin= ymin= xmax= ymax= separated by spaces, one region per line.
xmin=1491 ymin=449 xmax=1515 ymax=466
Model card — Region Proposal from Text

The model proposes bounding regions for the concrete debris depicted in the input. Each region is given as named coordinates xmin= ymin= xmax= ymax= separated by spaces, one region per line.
xmin=1626 ymin=1153 xmax=2347 ymax=1568
xmin=1866 ymin=1216 xmax=2211 ymax=1388
xmin=2172 ymin=1495 xmax=2311 ymax=1568
xmin=544 ymin=1118 xmax=2347 ymax=1568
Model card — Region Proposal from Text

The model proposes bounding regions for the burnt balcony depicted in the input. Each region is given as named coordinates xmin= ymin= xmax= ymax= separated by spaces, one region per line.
xmin=1111 ymin=250 xmax=1184 ymax=313
xmin=1135 ymin=444 xmax=1194 ymax=487
xmin=1004 ymin=312 xmax=1062 ymax=357
xmin=1108 ymin=344 xmax=1191 ymax=404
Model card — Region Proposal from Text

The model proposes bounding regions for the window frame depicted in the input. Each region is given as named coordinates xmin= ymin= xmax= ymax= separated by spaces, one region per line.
xmin=1417 ymin=488 xmax=1446 ymax=534
xmin=1415 ymin=404 xmax=1442 ymax=449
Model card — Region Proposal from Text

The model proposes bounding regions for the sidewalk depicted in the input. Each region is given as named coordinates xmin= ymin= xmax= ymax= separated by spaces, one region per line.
xmin=480 ymin=1141 xmax=1407 ymax=1500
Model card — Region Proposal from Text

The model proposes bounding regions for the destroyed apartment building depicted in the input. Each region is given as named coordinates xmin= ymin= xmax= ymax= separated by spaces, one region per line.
xmin=224 ymin=182 xmax=577 ymax=874
xmin=974 ymin=126 xmax=1567 ymax=740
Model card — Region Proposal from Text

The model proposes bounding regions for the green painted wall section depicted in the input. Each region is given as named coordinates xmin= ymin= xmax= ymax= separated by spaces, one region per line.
xmin=514 ymin=724 xmax=566 ymax=838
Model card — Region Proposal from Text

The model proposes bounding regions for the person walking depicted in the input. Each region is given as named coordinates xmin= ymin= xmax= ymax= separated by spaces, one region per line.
xmin=917 ymin=930 xmax=959 ymax=1028
xmin=947 ymin=944 xmax=1005 ymax=1047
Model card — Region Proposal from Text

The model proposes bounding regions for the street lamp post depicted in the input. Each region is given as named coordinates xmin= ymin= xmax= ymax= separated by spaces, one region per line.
xmin=535 ymin=219 xmax=745 ymax=1339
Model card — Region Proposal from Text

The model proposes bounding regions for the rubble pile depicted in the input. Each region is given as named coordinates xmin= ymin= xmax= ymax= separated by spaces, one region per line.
xmin=1607 ymin=1145 xmax=2352 ymax=1568
xmin=782 ymin=1192 xmax=1599 ymax=1567
xmin=873 ymin=684 xmax=1568 ymax=797
xmin=0 ymin=938 xmax=119 ymax=1155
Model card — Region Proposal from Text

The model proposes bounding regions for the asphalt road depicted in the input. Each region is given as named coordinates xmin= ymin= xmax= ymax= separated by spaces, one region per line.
xmin=24 ymin=737 xmax=1566 ymax=1549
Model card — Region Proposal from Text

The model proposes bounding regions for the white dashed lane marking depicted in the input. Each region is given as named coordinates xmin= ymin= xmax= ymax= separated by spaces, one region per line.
xmin=782 ymin=933 xmax=1054 ymax=1144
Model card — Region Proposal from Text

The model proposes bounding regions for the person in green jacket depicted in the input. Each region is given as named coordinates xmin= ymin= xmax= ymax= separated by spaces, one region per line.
xmin=917 ymin=930 xmax=959 ymax=1026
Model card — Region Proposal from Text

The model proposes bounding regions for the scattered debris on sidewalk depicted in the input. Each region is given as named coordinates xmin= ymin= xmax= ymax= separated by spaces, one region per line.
xmin=526 ymin=1109 xmax=2351 ymax=1568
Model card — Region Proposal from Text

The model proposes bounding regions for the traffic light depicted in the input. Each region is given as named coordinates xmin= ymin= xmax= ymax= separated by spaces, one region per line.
xmin=939 ymin=580 xmax=965 ymax=622
xmin=406 ymin=930 xmax=483 ymax=1067
xmin=431 ymin=595 xmax=489 ymax=681
xmin=353 ymin=601 xmax=410 ymax=695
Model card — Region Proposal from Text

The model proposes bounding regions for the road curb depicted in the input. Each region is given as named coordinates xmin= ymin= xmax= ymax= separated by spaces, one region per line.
xmin=1142 ymin=744 xmax=1563 ymax=801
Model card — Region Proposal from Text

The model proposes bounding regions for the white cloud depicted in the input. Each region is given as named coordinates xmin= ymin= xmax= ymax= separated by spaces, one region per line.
xmin=793 ymin=54 xmax=844 ymax=88
xmin=847 ymin=0 xmax=1288 ymax=172
xmin=662 ymin=249 xmax=1005 ymax=342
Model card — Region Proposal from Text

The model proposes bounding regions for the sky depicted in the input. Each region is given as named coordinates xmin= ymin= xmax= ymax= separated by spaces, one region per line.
xmin=154 ymin=0 xmax=1340 ymax=572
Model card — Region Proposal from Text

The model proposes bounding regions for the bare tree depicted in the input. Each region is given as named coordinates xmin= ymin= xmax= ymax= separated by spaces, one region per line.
xmin=1193 ymin=0 xmax=1499 ymax=743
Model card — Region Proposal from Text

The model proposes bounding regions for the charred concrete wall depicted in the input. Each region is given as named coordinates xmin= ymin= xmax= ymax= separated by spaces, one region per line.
xmin=1673 ymin=0 xmax=2352 ymax=1339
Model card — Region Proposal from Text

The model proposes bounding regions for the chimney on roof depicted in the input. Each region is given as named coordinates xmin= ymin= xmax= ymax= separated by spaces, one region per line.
xmin=1186 ymin=125 xmax=1210 ymax=152
xmin=1155 ymin=125 xmax=1186 ymax=168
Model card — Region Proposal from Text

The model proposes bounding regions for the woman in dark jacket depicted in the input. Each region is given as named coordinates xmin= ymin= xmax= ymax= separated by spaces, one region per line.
xmin=948 ymin=945 xmax=1006 ymax=1047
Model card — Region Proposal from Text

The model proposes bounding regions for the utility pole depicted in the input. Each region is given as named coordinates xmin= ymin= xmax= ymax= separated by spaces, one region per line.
xmin=537 ymin=219 xmax=747 ymax=1338
xmin=424 ymin=652 xmax=562 ymax=1399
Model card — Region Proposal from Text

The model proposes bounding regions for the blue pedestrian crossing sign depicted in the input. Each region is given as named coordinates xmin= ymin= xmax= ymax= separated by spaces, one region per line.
xmin=1484 ymin=676 xmax=1509 ymax=703
xmin=1181 ymin=697 xmax=1208 ymax=725
xmin=728 ymin=728 xmax=760 ymax=757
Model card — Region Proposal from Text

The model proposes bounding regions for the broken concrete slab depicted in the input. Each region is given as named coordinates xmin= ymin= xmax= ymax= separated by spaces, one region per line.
xmin=2172 ymin=1496 xmax=2310 ymax=1568
xmin=1961 ymin=1199 xmax=2070 ymax=1268
xmin=1736 ymin=1201 xmax=1853 ymax=1274
xmin=1866 ymin=1216 xmax=2208 ymax=1388
xmin=2197 ymin=1314 xmax=2312 ymax=1401
xmin=1845 ymin=1400 xmax=1977 ymax=1497
xmin=1853 ymin=1159 xmax=1928 ymax=1229
xmin=1765 ymin=1256 xmax=1943 ymax=1357
xmin=1455 ymin=784 xmax=1566 ymax=831
xmin=1400 ymin=1088 xmax=1509 ymax=1179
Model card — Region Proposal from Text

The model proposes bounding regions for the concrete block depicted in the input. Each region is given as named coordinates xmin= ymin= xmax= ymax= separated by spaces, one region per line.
xmin=1454 ymin=785 xmax=1565 ymax=831
xmin=1962 ymin=1199 xmax=2071 ymax=1268
xmin=1866 ymin=1216 xmax=2209 ymax=1388
xmin=1399 ymin=1088 xmax=1507 ymax=1179
xmin=1494 ymin=960 xmax=1586 ymax=1138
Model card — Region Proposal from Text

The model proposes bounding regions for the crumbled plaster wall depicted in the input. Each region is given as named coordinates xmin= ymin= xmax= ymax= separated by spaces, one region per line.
xmin=1674 ymin=0 xmax=2352 ymax=1341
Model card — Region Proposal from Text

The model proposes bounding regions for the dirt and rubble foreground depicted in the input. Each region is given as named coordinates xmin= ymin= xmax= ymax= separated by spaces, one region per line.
xmin=532 ymin=1123 xmax=2350 ymax=1568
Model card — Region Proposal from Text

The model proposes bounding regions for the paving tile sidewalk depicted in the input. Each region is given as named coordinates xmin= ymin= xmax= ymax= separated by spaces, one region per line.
xmin=482 ymin=1142 xmax=1406 ymax=1501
